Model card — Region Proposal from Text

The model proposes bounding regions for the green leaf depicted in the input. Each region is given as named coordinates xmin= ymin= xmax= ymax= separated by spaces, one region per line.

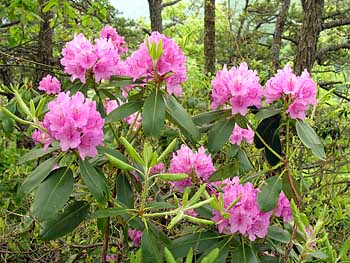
xmin=237 ymin=148 xmax=253 ymax=173
xmin=296 ymin=120 xmax=326 ymax=160
xmin=141 ymin=231 xmax=163 ymax=263
xmin=231 ymin=245 xmax=259 ymax=263
xmin=158 ymin=173 xmax=189 ymax=181
xmin=164 ymin=247 xmax=176 ymax=263
xmin=163 ymin=94 xmax=200 ymax=141
xmin=40 ymin=201 xmax=89 ymax=240
xmin=257 ymin=176 xmax=282 ymax=212
xmin=105 ymin=153 xmax=135 ymax=171
xmin=254 ymin=114 xmax=281 ymax=149
xmin=116 ymin=174 xmax=134 ymax=208
xmin=31 ymin=167 xmax=74 ymax=221
xmin=207 ymin=118 xmax=235 ymax=153
xmin=142 ymin=89 xmax=165 ymax=137
xmin=209 ymin=161 xmax=240 ymax=182
xmin=119 ymin=136 xmax=145 ymax=166
xmin=105 ymin=100 xmax=143 ymax=123
xmin=193 ymin=109 xmax=230 ymax=126
xmin=260 ymin=256 xmax=281 ymax=263
xmin=255 ymin=108 xmax=280 ymax=122
xmin=18 ymin=145 xmax=60 ymax=164
xmin=265 ymin=129 xmax=282 ymax=166
xmin=267 ymin=225 xmax=290 ymax=243
xmin=17 ymin=157 xmax=57 ymax=201
xmin=169 ymin=231 xmax=220 ymax=258
xmin=337 ymin=237 xmax=350 ymax=261
xmin=79 ymin=159 xmax=109 ymax=206
xmin=90 ymin=208 xmax=131 ymax=218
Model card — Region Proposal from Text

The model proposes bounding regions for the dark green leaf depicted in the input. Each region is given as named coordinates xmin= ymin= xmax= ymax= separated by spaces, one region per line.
xmin=265 ymin=129 xmax=282 ymax=166
xmin=295 ymin=120 xmax=326 ymax=160
xmin=267 ymin=225 xmax=290 ymax=243
xmin=40 ymin=201 xmax=89 ymax=240
xmin=79 ymin=159 xmax=109 ymax=206
xmin=97 ymin=146 xmax=128 ymax=163
xmin=31 ymin=167 xmax=74 ymax=221
xmin=260 ymin=256 xmax=281 ymax=263
xmin=254 ymin=114 xmax=281 ymax=149
xmin=116 ymin=174 xmax=134 ymax=208
xmin=142 ymin=89 xmax=165 ymax=137
xmin=207 ymin=118 xmax=235 ymax=153
xmin=147 ymin=202 xmax=176 ymax=210
xmin=163 ymin=94 xmax=200 ymax=141
xmin=209 ymin=161 xmax=240 ymax=182
xmin=258 ymin=176 xmax=282 ymax=212
xmin=231 ymin=245 xmax=259 ymax=263
xmin=141 ymin=231 xmax=163 ymax=263
xmin=18 ymin=145 xmax=60 ymax=164
xmin=237 ymin=148 xmax=253 ymax=173
xmin=309 ymin=251 xmax=328 ymax=259
xmin=90 ymin=207 xmax=131 ymax=218
xmin=105 ymin=100 xmax=143 ymax=124
xmin=192 ymin=109 xmax=230 ymax=126
xmin=17 ymin=157 xmax=57 ymax=201
xmin=255 ymin=108 xmax=280 ymax=122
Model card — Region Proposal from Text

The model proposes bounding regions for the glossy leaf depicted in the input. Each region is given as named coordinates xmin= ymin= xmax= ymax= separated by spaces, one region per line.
xmin=142 ymin=89 xmax=165 ymax=137
xmin=267 ymin=225 xmax=290 ymax=243
xmin=90 ymin=207 xmax=131 ymax=218
xmin=17 ymin=157 xmax=57 ymax=200
xmin=105 ymin=99 xmax=143 ymax=123
xmin=257 ymin=176 xmax=282 ymax=212
xmin=31 ymin=167 xmax=74 ymax=221
xmin=207 ymin=118 xmax=235 ymax=153
xmin=141 ymin=231 xmax=163 ymax=263
xmin=79 ymin=159 xmax=109 ymax=206
xmin=105 ymin=153 xmax=135 ymax=171
xmin=254 ymin=114 xmax=281 ymax=149
xmin=18 ymin=145 xmax=60 ymax=164
xmin=231 ymin=245 xmax=259 ymax=263
xmin=209 ymin=161 xmax=240 ymax=182
xmin=163 ymin=94 xmax=200 ymax=141
xmin=193 ymin=109 xmax=230 ymax=126
xmin=116 ymin=174 xmax=134 ymax=208
xmin=40 ymin=201 xmax=89 ymax=240
xmin=255 ymin=108 xmax=280 ymax=122
xmin=265 ymin=129 xmax=282 ymax=166
xmin=158 ymin=173 xmax=189 ymax=181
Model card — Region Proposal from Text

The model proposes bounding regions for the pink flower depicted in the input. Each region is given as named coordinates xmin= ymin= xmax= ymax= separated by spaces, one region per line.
xmin=38 ymin=75 xmax=61 ymax=95
xmin=106 ymin=255 xmax=117 ymax=262
xmin=150 ymin=162 xmax=165 ymax=175
xmin=32 ymin=128 xmax=54 ymax=150
xmin=211 ymin=177 xmax=272 ymax=241
xmin=125 ymin=32 xmax=187 ymax=96
xmin=100 ymin=25 xmax=128 ymax=55
xmin=128 ymin=228 xmax=142 ymax=247
xmin=273 ymin=192 xmax=293 ymax=222
xmin=264 ymin=65 xmax=317 ymax=120
xmin=229 ymin=124 xmax=254 ymax=145
xmin=42 ymin=91 xmax=104 ymax=159
xmin=168 ymin=145 xmax=215 ymax=192
xmin=211 ymin=63 xmax=263 ymax=116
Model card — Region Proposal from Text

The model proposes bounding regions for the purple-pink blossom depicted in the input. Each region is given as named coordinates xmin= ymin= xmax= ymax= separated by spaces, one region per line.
xmin=128 ymin=228 xmax=142 ymax=247
xmin=168 ymin=145 xmax=215 ymax=192
xmin=106 ymin=255 xmax=117 ymax=262
xmin=61 ymin=30 xmax=124 ymax=83
xmin=32 ymin=127 xmax=54 ymax=150
xmin=211 ymin=63 xmax=263 ymax=116
xmin=38 ymin=75 xmax=61 ymax=95
xmin=211 ymin=177 xmax=272 ymax=241
xmin=150 ymin=162 xmax=165 ymax=175
xmin=125 ymin=32 xmax=187 ymax=96
xmin=100 ymin=25 xmax=128 ymax=55
xmin=273 ymin=192 xmax=293 ymax=222
xmin=229 ymin=124 xmax=254 ymax=145
xmin=264 ymin=64 xmax=317 ymax=120
xmin=103 ymin=99 xmax=142 ymax=130
xmin=36 ymin=91 xmax=104 ymax=159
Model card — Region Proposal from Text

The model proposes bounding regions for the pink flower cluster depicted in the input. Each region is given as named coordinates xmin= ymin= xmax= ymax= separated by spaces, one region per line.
xmin=229 ymin=124 xmax=254 ymax=145
xmin=128 ymin=228 xmax=142 ymax=247
xmin=35 ymin=91 xmax=104 ymax=159
xmin=149 ymin=162 xmax=165 ymax=175
xmin=103 ymin=99 xmax=141 ymax=130
xmin=211 ymin=63 xmax=263 ymax=116
xmin=265 ymin=64 xmax=317 ymax=120
xmin=32 ymin=126 xmax=54 ymax=150
xmin=100 ymin=25 xmax=128 ymax=55
xmin=212 ymin=178 xmax=293 ymax=241
xmin=38 ymin=74 xmax=61 ymax=95
xmin=61 ymin=27 xmax=125 ymax=83
xmin=168 ymin=145 xmax=215 ymax=192
xmin=125 ymin=32 xmax=187 ymax=96
xmin=212 ymin=177 xmax=272 ymax=241
xmin=273 ymin=192 xmax=293 ymax=222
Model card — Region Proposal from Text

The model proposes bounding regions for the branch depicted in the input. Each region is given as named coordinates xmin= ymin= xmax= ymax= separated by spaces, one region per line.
xmin=0 ymin=21 xmax=20 ymax=29
xmin=316 ymin=43 xmax=350 ymax=61
xmin=318 ymin=82 xmax=350 ymax=102
xmin=162 ymin=0 xmax=182 ymax=9
xmin=322 ymin=18 xmax=350 ymax=30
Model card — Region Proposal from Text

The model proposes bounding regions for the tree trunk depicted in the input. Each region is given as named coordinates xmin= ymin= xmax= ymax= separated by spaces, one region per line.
xmin=148 ymin=0 xmax=163 ymax=33
xmin=271 ymin=0 xmax=291 ymax=72
xmin=35 ymin=0 xmax=54 ymax=84
xmin=204 ymin=0 xmax=216 ymax=75
xmin=294 ymin=0 xmax=324 ymax=75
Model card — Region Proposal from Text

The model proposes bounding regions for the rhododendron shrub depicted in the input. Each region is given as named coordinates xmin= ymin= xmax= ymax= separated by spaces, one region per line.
xmin=4 ymin=26 xmax=328 ymax=263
